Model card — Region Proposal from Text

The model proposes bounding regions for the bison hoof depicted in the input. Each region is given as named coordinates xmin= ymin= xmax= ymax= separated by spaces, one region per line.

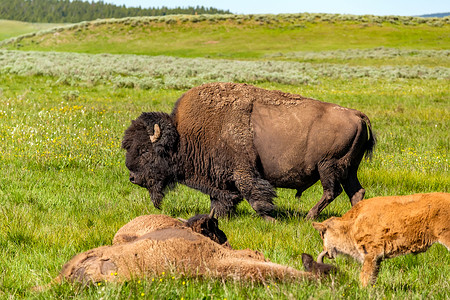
xmin=306 ymin=211 xmax=318 ymax=220
xmin=262 ymin=215 xmax=277 ymax=222
xmin=212 ymin=207 xmax=233 ymax=218
xmin=210 ymin=202 xmax=236 ymax=218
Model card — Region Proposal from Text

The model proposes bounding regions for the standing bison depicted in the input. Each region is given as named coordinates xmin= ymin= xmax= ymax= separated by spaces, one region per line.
xmin=122 ymin=83 xmax=375 ymax=220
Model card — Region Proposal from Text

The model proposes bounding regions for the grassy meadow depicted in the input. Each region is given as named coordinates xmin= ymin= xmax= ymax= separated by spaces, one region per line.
xmin=0 ymin=14 xmax=449 ymax=299
xmin=0 ymin=20 xmax=60 ymax=42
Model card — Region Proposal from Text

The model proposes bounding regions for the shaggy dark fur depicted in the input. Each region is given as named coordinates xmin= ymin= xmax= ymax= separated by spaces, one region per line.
xmin=122 ymin=83 xmax=376 ymax=220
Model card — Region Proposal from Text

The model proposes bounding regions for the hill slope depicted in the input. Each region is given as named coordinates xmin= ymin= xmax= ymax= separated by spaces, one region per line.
xmin=2 ymin=14 xmax=449 ymax=60
xmin=0 ymin=19 xmax=60 ymax=41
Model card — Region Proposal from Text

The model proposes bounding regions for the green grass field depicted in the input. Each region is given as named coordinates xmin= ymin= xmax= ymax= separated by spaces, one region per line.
xmin=0 ymin=19 xmax=61 ymax=41
xmin=3 ymin=14 xmax=449 ymax=59
xmin=0 ymin=14 xmax=449 ymax=299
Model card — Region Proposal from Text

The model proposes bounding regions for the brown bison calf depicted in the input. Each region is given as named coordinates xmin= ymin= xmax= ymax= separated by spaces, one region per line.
xmin=313 ymin=193 xmax=450 ymax=287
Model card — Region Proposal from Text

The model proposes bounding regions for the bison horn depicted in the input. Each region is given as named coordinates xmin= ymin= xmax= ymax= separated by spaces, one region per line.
xmin=209 ymin=208 xmax=216 ymax=218
xmin=317 ymin=250 xmax=327 ymax=263
xmin=177 ymin=217 xmax=188 ymax=223
xmin=149 ymin=124 xmax=161 ymax=143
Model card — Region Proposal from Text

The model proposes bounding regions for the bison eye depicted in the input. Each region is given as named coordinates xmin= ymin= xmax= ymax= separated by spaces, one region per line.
xmin=139 ymin=149 xmax=148 ymax=155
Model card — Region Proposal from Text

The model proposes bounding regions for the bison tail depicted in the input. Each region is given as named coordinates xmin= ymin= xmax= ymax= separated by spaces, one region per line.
xmin=360 ymin=113 xmax=376 ymax=160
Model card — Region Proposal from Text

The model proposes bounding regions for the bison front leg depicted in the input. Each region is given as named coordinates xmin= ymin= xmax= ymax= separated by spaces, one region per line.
xmin=360 ymin=255 xmax=382 ymax=287
xmin=233 ymin=171 xmax=276 ymax=221
xmin=210 ymin=192 xmax=243 ymax=218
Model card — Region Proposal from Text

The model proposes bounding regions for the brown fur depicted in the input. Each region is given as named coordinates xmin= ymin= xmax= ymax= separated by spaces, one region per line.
xmin=301 ymin=253 xmax=337 ymax=275
xmin=113 ymin=213 xmax=230 ymax=247
xmin=40 ymin=215 xmax=316 ymax=289
xmin=123 ymin=83 xmax=375 ymax=220
xmin=113 ymin=214 xmax=184 ymax=245
xmin=312 ymin=193 xmax=450 ymax=286
xmin=53 ymin=233 xmax=314 ymax=285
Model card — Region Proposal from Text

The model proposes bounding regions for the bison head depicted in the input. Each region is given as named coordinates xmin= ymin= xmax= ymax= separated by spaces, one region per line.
xmin=312 ymin=218 xmax=353 ymax=263
xmin=301 ymin=253 xmax=337 ymax=276
xmin=122 ymin=112 xmax=179 ymax=209
xmin=179 ymin=209 xmax=231 ymax=248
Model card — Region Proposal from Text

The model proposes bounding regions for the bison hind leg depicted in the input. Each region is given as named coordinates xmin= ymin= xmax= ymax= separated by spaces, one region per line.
xmin=342 ymin=168 xmax=365 ymax=206
xmin=349 ymin=188 xmax=365 ymax=206
xmin=306 ymin=166 xmax=343 ymax=220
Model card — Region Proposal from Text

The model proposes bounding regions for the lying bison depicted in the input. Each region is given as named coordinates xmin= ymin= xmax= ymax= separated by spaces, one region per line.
xmin=122 ymin=82 xmax=375 ymax=220
xmin=38 ymin=212 xmax=327 ymax=288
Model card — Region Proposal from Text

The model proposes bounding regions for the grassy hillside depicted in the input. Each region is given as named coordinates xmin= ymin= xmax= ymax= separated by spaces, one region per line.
xmin=0 ymin=13 xmax=449 ymax=299
xmin=0 ymin=19 xmax=60 ymax=41
xmin=2 ymin=14 xmax=449 ymax=60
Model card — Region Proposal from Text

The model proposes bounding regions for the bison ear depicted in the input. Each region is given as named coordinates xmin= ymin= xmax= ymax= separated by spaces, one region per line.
xmin=312 ymin=222 xmax=327 ymax=233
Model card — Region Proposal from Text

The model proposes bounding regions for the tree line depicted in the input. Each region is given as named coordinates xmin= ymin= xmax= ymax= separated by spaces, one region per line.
xmin=0 ymin=0 xmax=232 ymax=23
